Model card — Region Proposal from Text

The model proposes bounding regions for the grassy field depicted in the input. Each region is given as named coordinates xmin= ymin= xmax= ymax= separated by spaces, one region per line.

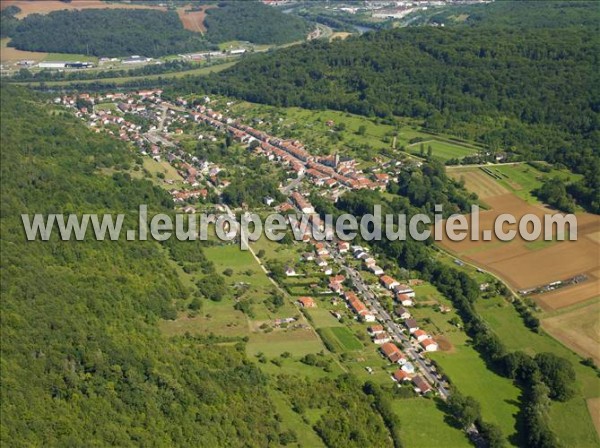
xmin=44 ymin=52 xmax=98 ymax=63
xmin=481 ymin=163 xmax=581 ymax=205
xmin=247 ymin=328 xmax=326 ymax=358
xmin=142 ymin=158 xmax=183 ymax=183
xmin=408 ymin=138 xmax=479 ymax=162
xmin=318 ymin=326 xmax=363 ymax=352
xmin=430 ymin=340 xmax=522 ymax=443
xmin=15 ymin=61 xmax=238 ymax=87
xmin=267 ymin=389 xmax=325 ymax=447
xmin=159 ymin=299 xmax=249 ymax=338
xmin=305 ymin=307 xmax=344 ymax=328
xmin=393 ymin=398 xmax=471 ymax=448
xmin=476 ymin=295 xmax=600 ymax=447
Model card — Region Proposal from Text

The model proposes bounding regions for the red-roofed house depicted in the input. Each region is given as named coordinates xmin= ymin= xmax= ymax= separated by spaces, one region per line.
xmin=412 ymin=376 xmax=432 ymax=394
xmin=368 ymin=325 xmax=385 ymax=336
xmin=380 ymin=275 xmax=400 ymax=290
xmin=413 ymin=329 xmax=429 ymax=342
xmin=298 ymin=296 xmax=316 ymax=308
xmin=337 ymin=241 xmax=350 ymax=253
xmin=396 ymin=294 xmax=414 ymax=307
xmin=373 ymin=332 xmax=391 ymax=345
xmin=392 ymin=369 xmax=411 ymax=383
xmin=420 ymin=339 xmax=438 ymax=352
xmin=380 ymin=342 xmax=404 ymax=364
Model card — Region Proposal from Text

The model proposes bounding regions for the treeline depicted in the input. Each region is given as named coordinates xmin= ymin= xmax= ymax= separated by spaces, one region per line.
xmin=204 ymin=2 xmax=311 ymax=45
xmin=428 ymin=1 xmax=600 ymax=29
xmin=177 ymin=1 xmax=599 ymax=212
xmin=11 ymin=60 xmax=204 ymax=82
xmin=0 ymin=84 xmax=289 ymax=445
xmin=0 ymin=5 xmax=19 ymax=38
xmin=275 ymin=374 xmax=396 ymax=447
xmin=7 ymin=9 xmax=212 ymax=57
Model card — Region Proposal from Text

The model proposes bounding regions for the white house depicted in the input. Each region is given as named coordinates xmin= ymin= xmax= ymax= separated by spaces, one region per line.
xmin=363 ymin=312 xmax=376 ymax=322
xmin=401 ymin=362 xmax=415 ymax=374
xmin=393 ymin=284 xmax=416 ymax=298
xmin=395 ymin=306 xmax=411 ymax=319
xmin=369 ymin=265 xmax=384 ymax=276
xmin=420 ymin=339 xmax=439 ymax=352
xmin=404 ymin=319 xmax=419 ymax=334
xmin=396 ymin=294 xmax=414 ymax=307
xmin=373 ymin=332 xmax=391 ymax=345
xmin=368 ymin=325 xmax=385 ymax=336
xmin=412 ymin=329 xmax=429 ymax=343
xmin=316 ymin=258 xmax=328 ymax=267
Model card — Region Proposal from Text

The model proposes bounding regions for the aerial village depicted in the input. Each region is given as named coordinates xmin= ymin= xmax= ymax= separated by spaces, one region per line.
xmin=57 ymin=89 xmax=446 ymax=396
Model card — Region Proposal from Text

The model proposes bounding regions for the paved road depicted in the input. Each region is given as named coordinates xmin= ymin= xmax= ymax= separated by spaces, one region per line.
xmin=280 ymin=172 xmax=305 ymax=195
xmin=326 ymin=244 xmax=450 ymax=399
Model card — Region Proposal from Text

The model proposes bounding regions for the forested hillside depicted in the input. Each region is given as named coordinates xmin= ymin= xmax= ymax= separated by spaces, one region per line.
xmin=7 ymin=9 xmax=212 ymax=57
xmin=204 ymin=2 xmax=311 ymax=45
xmin=0 ymin=85 xmax=282 ymax=445
xmin=180 ymin=2 xmax=599 ymax=212
xmin=0 ymin=85 xmax=399 ymax=446
xmin=4 ymin=3 xmax=312 ymax=57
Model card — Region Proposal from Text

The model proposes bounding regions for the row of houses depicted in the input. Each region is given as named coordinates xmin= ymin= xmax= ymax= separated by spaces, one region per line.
xmin=190 ymin=106 xmax=390 ymax=192
xmin=380 ymin=342 xmax=433 ymax=394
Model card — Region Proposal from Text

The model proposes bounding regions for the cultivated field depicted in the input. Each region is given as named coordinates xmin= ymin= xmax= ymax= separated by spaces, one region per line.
xmin=17 ymin=61 xmax=237 ymax=87
xmin=177 ymin=5 xmax=216 ymax=33
xmin=0 ymin=0 xmax=166 ymax=18
xmin=1 ymin=38 xmax=47 ymax=63
xmin=408 ymin=138 xmax=479 ymax=162
xmin=542 ymin=301 xmax=600 ymax=365
xmin=443 ymin=165 xmax=600 ymax=309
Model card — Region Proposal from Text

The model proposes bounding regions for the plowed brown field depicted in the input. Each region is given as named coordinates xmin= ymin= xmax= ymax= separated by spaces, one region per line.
xmin=441 ymin=168 xmax=600 ymax=310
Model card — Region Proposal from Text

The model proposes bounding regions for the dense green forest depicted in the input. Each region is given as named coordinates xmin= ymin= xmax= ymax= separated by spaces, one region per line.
xmin=0 ymin=84 xmax=278 ymax=445
xmin=204 ymin=2 xmax=311 ymax=45
xmin=6 ymin=9 xmax=212 ymax=57
xmin=3 ymin=2 xmax=312 ymax=57
xmin=178 ymin=2 xmax=599 ymax=212
xmin=427 ymin=1 xmax=600 ymax=29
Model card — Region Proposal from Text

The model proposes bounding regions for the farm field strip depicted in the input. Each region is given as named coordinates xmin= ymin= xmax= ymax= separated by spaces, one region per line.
xmin=442 ymin=165 xmax=600 ymax=307
xmin=15 ymin=61 xmax=238 ymax=87
xmin=407 ymin=138 xmax=478 ymax=161
xmin=0 ymin=0 xmax=166 ymax=18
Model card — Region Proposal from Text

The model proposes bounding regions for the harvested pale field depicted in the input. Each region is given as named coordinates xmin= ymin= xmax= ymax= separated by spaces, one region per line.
xmin=447 ymin=166 xmax=508 ymax=199
xmin=0 ymin=1 xmax=166 ymax=18
xmin=177 ymin=5 xmax=216 ymax=33
xmin=587 ymin=398 xmax=600 ymax=438
xmin=330 ymin=32 xmax=352 ymax=41
xmin=542 ymin=301 xmax=600 ymax=365
xmin=535 ymin=281 xmax=600 ymax=310
xmin=440 ymin=170 xmax=600 ymax=309
xmin=1 ymin=38 xmax=47 ymax=62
